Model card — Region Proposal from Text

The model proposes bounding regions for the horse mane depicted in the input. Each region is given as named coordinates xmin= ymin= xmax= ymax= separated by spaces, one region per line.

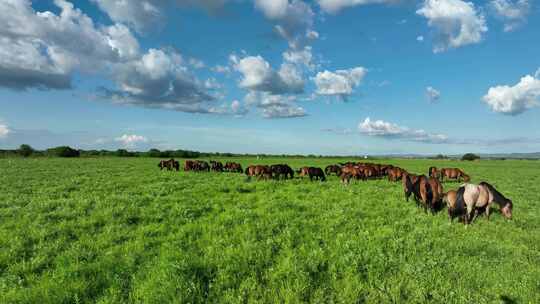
xmin=480 ymin=182 xmax=511 ymax=207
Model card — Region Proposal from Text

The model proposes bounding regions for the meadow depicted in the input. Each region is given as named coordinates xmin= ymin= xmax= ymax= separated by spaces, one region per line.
xmin=0 ymin=157 xmax=539 ymax=303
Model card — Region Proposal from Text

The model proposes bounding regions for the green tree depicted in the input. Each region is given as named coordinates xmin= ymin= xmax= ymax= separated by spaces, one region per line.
xmin=462 ymin=153 xmax=480 ymax=161
xmin=18 ymin=144 xmax=34 ymax=157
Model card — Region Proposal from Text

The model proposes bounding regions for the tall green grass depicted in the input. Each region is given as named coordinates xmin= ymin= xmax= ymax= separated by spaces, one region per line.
xmin=0 ymin=158 xmax=539 ymax=303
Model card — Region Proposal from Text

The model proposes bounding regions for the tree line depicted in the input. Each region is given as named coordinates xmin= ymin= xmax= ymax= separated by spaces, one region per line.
xmin=0 ymin=144 xmax=485 ymax=160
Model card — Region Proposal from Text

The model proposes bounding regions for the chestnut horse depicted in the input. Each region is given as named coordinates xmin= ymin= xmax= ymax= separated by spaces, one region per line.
xmin=428 ymin=166 xmax=441 ymax=180
xmin=440 ymin=168 xmax=470 ymax=182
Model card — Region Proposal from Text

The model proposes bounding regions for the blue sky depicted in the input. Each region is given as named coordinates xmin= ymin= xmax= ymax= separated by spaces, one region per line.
xmin=0 ymin=0 xmax=539 ymax=155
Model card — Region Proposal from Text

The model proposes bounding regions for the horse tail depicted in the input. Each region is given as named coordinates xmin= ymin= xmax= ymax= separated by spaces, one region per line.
xmin=454 ymin=186 xmax=466 ymax=218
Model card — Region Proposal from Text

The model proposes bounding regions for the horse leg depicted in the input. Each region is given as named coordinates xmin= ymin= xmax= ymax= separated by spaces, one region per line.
xmin=485 ymin=205 xmax=491 ymax=221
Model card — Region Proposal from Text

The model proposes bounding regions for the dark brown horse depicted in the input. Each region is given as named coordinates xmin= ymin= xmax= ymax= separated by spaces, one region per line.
xmin=402 ymin=173 xmax=419 ymax=202
xmin=298 ymin=167 xmax=326 ymax=181
xmin=270 ymin=164 xmax=294 ymax=180
xmin=325 ymin=165 xmax=342 ymax=176
xmin=210 ymin=160 xmax=224 ymax=172
xmin=440 ymin=168 xmax=470 ymax=182
xmin=159 ymin=159 xmax=179 ymax=171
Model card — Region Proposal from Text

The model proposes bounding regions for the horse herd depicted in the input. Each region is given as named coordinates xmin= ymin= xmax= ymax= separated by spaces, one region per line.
xmin=158 ymin=159 xmax=513 ymax=225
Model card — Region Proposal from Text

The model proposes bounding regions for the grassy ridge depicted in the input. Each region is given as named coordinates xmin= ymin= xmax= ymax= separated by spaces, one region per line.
xmin=0 ymin=158 xmax=539 ymax=303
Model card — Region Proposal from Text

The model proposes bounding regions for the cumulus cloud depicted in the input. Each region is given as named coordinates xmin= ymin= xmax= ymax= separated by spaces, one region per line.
xmin=232 ymin=55 xmax=304 ymax=94
xmin=416 ymin=0 xmax=487 ymax=53
xmin=255 ymin=0 xmax=317 ymax=52
xmin=0 ymin=123 xmax=10 ymax=138
xmin=313 ymin=67 xmax=367 ymax=99
xmin=92 ymin=0 xmax=232 ymax=33
xmin=115 ymin=134 xmax=148 ymax=148
xmin=101 ymin=48 xmax=218 ymax=113
xmin=489 ymin=0 xmax=530 ymax=32
xmin=244 ymin=91 xmax=307 ymax=119
xmin=426 ymin=86 xmax=441 ymax=103
xmin=359 ymin=117 xmax=449 ymax=143
xmin=483 ymin=72 xmax=540 ymax=115
xmin=0 ymin=0 xmax=139 ymax=90
xmin=317 ymin=0 xmax=399 ymax=14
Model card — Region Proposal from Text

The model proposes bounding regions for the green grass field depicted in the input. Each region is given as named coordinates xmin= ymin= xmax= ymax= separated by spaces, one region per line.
xmin=1 ymin=157 xmax=539 ymax=303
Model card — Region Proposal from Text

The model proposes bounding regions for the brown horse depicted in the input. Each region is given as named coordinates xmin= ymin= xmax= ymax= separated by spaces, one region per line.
xmin=443 ymin=190 xmax=462 ymax=223
xmin=325 ymin=165 xmax=342 ymax=176
xmin=270 ymin=164 xmax=294 ymax=180
xmin=298 ymin=167 xmax=326 ymax=181
xmin=246 ymin=165 xmax=272 ymax=180
xmin=159 ymin=159 xmax=179 ymax=171
xmin=428 ymin=166 xmax=441 ymax=180
xmin=427 ymin=177 xmax=444 ymax=212
xmin=402 ymin=173 xmax=419 ymax=202
xmin=210 ymin=160 xmax=224 ymax=172
xmin=225 ymin=162 xmax=243 ymax=173
xmin=388 ymin=167 xmax=406 ymax=182
xmin=340 ymin=166 xmax=365 ymax=184
xmin=440 ymin=168 xmax=470 ymax=182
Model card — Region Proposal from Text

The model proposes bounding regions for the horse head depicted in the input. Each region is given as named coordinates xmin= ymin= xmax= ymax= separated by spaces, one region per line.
xmin=501 ymin=200 xmax=513 ymax=219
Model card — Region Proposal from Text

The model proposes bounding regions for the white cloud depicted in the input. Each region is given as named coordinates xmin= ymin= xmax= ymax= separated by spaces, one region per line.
xmin=426 ymin=86 xmax=441 ymax=103
xmin=0 ymin=124 xmax=10 ymax=138
xmin=102 ymin=48 xmax=218 ymax=113
xmin=254 ymin=0 xmax=289 ymax=19
xmin=209 ymin=100 xmax=249 ymax=116
xmin=313 ymin=67 xmax=367 ymax=99
xmin=417 ymin=35 xmax=424 ymax=42
xmin=232 ymin=55 xmax=304 ymax=94
xmin=0 ymin=0 xmax=139 ymax=90
xmin=483 ymin=72 xmax=540 ymax=115
xmin=416 ymin=0 xmax=487 ymax=53
xmin=489 ymin=0 xmax=530 ymax=32
xmin=283 ymin=46 xmax=315 ymax=69
xmin=255 ymin=0 xmax=316 ymax=52
xmin=115 ymin=134 xmax=148 ymax=148
xmin=359 ymin=117 xmax=449 ymax=143
xmin=317 ymin=0 xmax=398 ymax=14
xmin=243 ymin=91 xmax=307 ymax=119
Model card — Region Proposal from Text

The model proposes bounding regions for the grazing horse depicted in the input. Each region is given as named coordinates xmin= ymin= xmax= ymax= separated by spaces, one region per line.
xmin=270 ymin=164 xmax=294 ymax=180
xmin=325 ymin=165 xmax=342 ymax=176
xmin=246 ymin=165 xmax=272 ymax=180
xmin=454 ymin=182 xmax=513 ymax=224
xmin=298 ymin=167 xmax=326 ymax=181
xmin=401 ymin=173 xmax=419 ymax=202
xmin=225 ymin=162 xmax=243 ymax=173
xmin=428 ymin=166 xmax=441 ymax=180
xmin=159 ymin=159 xmax=179 ymax=171
xmin=440 ymin=168 xmax=470 ymax=182
xmin=427 ymin=177 xmax=444 ymax=212
xmin=210 ymin=160 xmax=224 ymax=172
xmin=340 ymin=166 xmax=365 ymax=184
xmin=443 ymin=190 xmax=463 ymax=223
xmin=388 ymin=167 xmax=406 ymax=182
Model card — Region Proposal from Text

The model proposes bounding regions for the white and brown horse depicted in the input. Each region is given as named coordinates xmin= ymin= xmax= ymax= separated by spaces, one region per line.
xmin=452 ymin=182 xmax=513 ymax=224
